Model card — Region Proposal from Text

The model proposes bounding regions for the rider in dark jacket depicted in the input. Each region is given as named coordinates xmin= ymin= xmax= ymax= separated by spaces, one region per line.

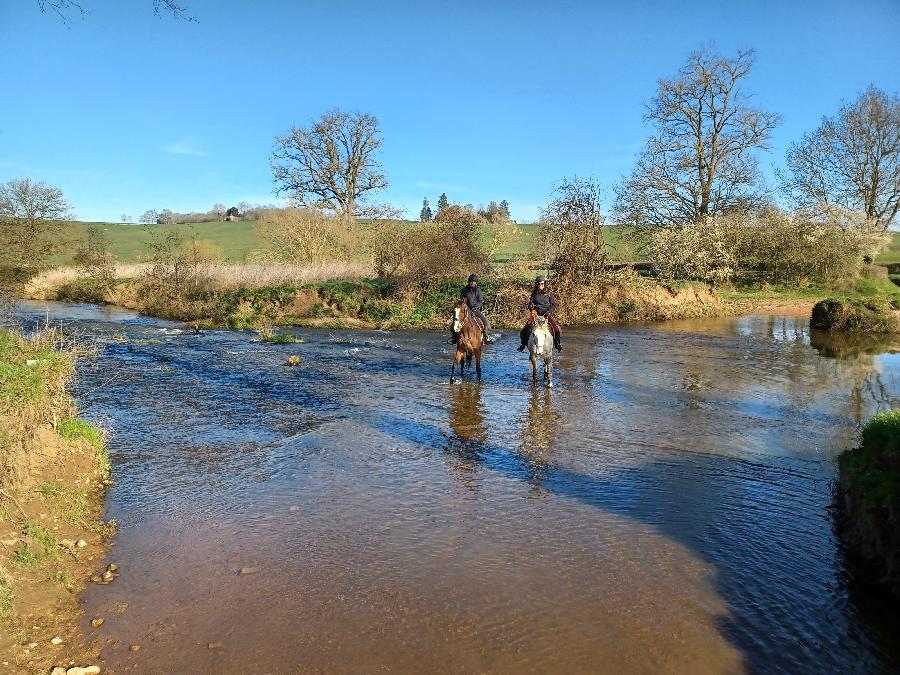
xmin=448 ymin=274 xmax=494 ymax=344
xmin=518 ymin=275 xmax=562 ymax=351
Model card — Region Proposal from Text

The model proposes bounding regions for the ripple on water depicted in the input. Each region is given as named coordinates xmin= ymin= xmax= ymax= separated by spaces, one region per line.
xmin=13 ymin=303 xmax=899 ymax=673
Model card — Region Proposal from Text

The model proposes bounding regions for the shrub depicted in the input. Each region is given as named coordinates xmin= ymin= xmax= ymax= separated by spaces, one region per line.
xmin=371 ymin=206 xmax=489 ymax=287
xmin=73 ymin=225 xmax=116 ymax=291
xmin=537 ymin=176 xmax=607 ymax=286
xmin=256 ymin=207 xmax=355 ymax=263
xmin=811 ymin=298 xmax=900 ymax=333
xmin=647 ymin=207 xmax=891 ymax=285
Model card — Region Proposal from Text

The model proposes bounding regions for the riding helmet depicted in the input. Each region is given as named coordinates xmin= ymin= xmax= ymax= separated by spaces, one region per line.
xmin=468 ymin=274 xmax=479 ymax=282
xmin=535 ymin=275 xmax=547 ymax=283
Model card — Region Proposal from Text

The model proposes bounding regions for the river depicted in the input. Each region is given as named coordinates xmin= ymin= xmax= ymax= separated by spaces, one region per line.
xmin=15 ymin=301 xmax=900 ymax=674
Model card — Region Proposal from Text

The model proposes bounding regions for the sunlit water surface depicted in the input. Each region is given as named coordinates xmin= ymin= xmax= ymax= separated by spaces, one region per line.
xmin=15 ymin=302 xmax=900 ymax=674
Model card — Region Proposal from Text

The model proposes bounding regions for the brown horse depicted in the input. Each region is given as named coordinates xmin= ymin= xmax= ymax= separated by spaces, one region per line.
xmin=450 ymin=301 xmax=484 ymax=383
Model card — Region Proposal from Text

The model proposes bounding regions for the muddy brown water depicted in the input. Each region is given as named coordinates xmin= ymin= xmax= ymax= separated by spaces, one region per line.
xmin=14 ymin=301 xmax=900 ymax=674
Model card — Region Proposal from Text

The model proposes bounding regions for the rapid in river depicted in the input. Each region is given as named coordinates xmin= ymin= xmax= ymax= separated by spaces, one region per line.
xmin=15 ymin=301 xmax=900 ymax=673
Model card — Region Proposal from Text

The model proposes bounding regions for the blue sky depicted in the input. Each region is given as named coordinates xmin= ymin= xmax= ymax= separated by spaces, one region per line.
xmin=2 ymin=0 xmax=899 ymax=223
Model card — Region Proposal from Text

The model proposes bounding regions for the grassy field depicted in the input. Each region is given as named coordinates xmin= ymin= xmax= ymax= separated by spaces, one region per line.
xmin=59 ymin=220 xmax=639 ymax=265
xmin=876 ymin=232 xmax=900 ymax=265
xmin=64 ymin=220 xmax=266 ymax=263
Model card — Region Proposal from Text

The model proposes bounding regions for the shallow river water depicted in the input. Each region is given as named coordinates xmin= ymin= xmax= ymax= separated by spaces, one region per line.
xmin=16 ymin=301 xmax=900 ymax=674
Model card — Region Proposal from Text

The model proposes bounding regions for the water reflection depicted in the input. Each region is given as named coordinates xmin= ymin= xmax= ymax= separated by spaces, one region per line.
xmin=444 ymin=384 xmax=487 ymax=488
xmin=10 ymin=301 xmax=900 ymax=673
xmin=810 ymin=328 xmax=900 ymax=359
xmin=518 ymin=388 xmax=557 ymax=485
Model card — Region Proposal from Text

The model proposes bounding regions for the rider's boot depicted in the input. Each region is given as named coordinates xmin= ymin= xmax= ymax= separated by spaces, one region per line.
xmin=554 ymin=333 xmax=562 ymax=351
xmin=447 ymin=331 xmax=458 ymax=345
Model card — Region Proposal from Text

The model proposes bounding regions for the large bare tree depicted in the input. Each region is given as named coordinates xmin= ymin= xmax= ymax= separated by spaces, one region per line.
xmin=779 ymin=86 xmax=900 ymax=230
xmin=614 ymin=48 xmax=781 ymax=226
xmin=271 ymin=109 xmax=389 ymax=220
xmin=34 ymin=0 xmax=193 ymax=21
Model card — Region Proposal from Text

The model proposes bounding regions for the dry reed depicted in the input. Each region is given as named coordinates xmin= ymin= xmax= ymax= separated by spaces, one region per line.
xmin=24 ymin=261 xmax=374 ymax=299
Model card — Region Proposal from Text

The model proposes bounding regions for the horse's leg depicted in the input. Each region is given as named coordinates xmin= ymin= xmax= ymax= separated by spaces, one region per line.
xmin=475 ymin=347 xmax=482 ymax=382
xmin=546 ymin=354 xmax=553 ymax=388
xmin=530 ymin=353 xmax=538 ymax=386
xmin=451 ymin=349 xmax=463 ymax=383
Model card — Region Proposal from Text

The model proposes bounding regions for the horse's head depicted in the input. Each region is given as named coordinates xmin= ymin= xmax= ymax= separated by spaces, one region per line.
xmin=453 ymin=302 xmax=466 ymax=333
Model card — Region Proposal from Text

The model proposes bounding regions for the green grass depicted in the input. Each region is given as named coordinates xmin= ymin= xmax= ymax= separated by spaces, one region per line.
xmin=0 ymin=329 xmax=74 ymax=414
xmin=39 ymin=482 xmax=90 ymax=524
xmin=14 ymin=519 xmax=59 ymax=567
xmin=58 ymin=418 xmax=110 ymax=474
xmin=862 ymin=409 xmax=900 ymax=456
xmin=850 ymin=275 xmax=900 ymax=301
xmin=53 ymin=570 xmax=74 ymax=588
xmin=257 ymin=331 xmax=302 ymax=344
xmin=488 ymin=223 xmax=638 ymax=262
xmin=59 ymin=220 xmax=267 ymax=263
xmin=55 ymin=220 xmax=642 ymax=266
xmin=0 ymin=581 xmax=13 ymax=622
xmin=841 ymin=410 xmax=900 ymax=516
xmin=875 ymin=232 xmax=900 ymax=265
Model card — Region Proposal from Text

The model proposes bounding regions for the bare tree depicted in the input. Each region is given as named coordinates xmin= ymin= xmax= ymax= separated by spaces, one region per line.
xmin=35 ymin=0 xmax=193 ymax=22
xmin=614 ymin=47 xmax=781 ymax=226
xmin=212 ymin=203 xmax=226 ymax=220
xmin=271 ymin=109 xmax=388 ymax=220
xmin=538 ymin=176 xmax=606 ymax=282
xmin=779 ymin=86 xmax=900 ymax=230
xmin=0 ymin=178 xmax=72 ymax=296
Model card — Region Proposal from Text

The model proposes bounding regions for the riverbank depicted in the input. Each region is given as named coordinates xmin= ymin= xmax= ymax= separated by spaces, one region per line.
xmin=25 ymin=267 xmax=733 ymax=330
xmin=838 ymin=410 xmax=900 ymax=596
xmin=0 ymin=327 xmax=112 ymax=674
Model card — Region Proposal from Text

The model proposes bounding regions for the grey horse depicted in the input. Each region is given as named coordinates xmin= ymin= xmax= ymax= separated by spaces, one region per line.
xmin=527 ymin=315 xmax=554 ymax=388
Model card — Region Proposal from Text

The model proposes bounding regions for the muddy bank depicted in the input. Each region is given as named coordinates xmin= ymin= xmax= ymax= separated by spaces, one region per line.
xmin=0 ymin=329 xmax=112 ymax=674
xmin=838 ymin=410 xmax=900 ymax=596
xmin=33 ymin=276 xmax=728 ymax=330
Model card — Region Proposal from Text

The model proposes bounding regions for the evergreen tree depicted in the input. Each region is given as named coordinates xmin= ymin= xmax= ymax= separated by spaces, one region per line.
xmin=419 ymin=197 xmax=433 ymax=222
xmin=499 ymin=199 xmax=511 ymax=220
xmin=437 ymin=193 xmax=449 ymax=213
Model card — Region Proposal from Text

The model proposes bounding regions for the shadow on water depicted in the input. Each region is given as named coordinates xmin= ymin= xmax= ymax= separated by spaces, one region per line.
xmin=375 ymin=387 xmax=900 ymax=674
xmin=13 ymin=301 xmax=900 ymax=672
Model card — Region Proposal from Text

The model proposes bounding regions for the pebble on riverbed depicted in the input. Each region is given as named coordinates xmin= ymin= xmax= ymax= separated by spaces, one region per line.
xmin=129 ymin=644 xmax=141 ymax=652
xmin=90 ymin=617 xmax=104 ymax=628
xmin=207 ymin=642 xmax=223 ymax=649
xmin=285 ymin=355 xmax=301 ymax=367
xmin=239 ymin=566 xmax=258 ymax=575
xmin=62 ymin=667 xmax=101 ymax=675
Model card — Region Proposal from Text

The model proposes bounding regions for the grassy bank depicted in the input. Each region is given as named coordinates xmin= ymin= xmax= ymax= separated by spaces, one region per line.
xmin=32 ymin=267 xmax=728 ymax=331
xmin=838 ymin=410 xmax=900 ymax=595
xmin=808 ymin=276 xmax=900 ymax=333
xmin=0 ymin=326 xmax=112 ymax=674
xmin=875 ymin=231 xmax=900 ymax=265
